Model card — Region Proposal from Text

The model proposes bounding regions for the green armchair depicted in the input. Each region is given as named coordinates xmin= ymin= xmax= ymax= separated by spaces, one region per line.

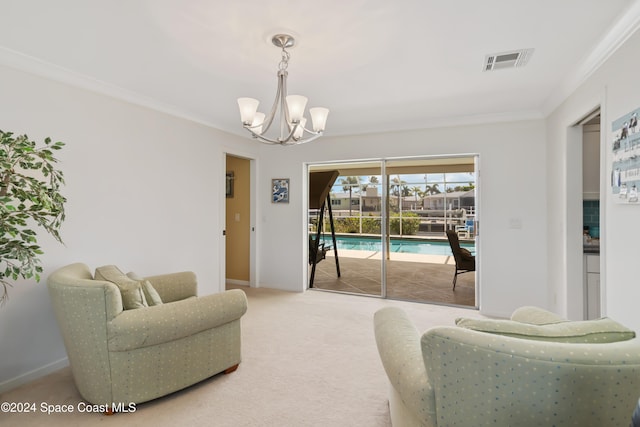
xmin=47 ymin=263 xmax=247 ymax=409
xmin=374 ymin=305 xmax=640 ymax=426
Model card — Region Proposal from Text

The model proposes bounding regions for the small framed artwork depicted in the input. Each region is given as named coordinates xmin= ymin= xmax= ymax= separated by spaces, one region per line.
xmin=226 ymin=172 xmax=234 ymax=198
xmin=272 ymin=178 xmax=290 ymax=203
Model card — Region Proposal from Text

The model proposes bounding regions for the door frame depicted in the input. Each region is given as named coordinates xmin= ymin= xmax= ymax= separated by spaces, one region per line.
xmin=222 ymin=150 xmax=258 ymax=290
xmin=305 ymin=154 xmax=480 ymax=306
xmin=566 ymin=105 xmax=605 ymax=319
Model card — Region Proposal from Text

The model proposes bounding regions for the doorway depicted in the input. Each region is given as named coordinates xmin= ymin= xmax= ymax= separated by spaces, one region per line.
xmin=225 ymin=154 xmax=254 ymax=289
xmin=567 ymin=109 xmax=602 ymax=319
xmin=307 ymin=156 xmax=479 ymax=307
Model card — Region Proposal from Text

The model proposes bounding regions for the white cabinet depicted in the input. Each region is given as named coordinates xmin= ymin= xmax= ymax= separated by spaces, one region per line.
xmin=583 ymin=123 xmax=600 ymax=200
xmin=585 ymin=254 xmax=600 ymax=319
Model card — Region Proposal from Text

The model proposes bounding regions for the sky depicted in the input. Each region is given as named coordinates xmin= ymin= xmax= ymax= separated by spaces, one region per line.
xmin=331 ymin=172 xmax=476 ymax=194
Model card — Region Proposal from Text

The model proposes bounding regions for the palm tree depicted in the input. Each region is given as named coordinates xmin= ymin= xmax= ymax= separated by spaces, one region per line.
xmin=390 ymin=176 xmax=405 ymax=197
xmin=363 ymin=176 xmax=379 ymax=193
xmin=425 ymin=183 xmax=441 ymax=195
xmin=340 ymin=176 xmax=360 ymax=215
xmin=412 ymin=186 xmax=423 ymax=208
xmin=389 ymin=175 xmax=407 ymax=214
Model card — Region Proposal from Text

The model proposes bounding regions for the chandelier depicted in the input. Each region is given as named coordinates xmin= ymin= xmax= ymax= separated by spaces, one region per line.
xmin=237 ymin=34 xmax=329 ymax=145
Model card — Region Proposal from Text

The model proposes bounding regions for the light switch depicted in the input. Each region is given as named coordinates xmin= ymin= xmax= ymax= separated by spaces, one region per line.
xmin=234 ymin=213 xmax=241 ymax=222
xmin=508 ymin=217 xmax=522 ymax=229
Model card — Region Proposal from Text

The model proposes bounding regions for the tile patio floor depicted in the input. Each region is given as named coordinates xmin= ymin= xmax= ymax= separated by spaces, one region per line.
xmin=310 ymin=249 xmax=476 ymax=307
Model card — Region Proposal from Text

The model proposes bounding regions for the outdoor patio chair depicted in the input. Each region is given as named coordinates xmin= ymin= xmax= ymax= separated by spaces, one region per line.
xmin=446 ymin=230 xmax=475 ymax=289
xmin=455 ymin=218 xmax=474 ymax=238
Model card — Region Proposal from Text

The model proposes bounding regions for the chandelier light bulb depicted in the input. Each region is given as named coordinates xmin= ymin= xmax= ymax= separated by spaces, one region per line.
xmin=285 ymin=95 xmax=308 ymax=123
xmin=309 ymin=107 xmax=329 ymax=132
xmin=237 ymin=98 xmax=259 ymax=125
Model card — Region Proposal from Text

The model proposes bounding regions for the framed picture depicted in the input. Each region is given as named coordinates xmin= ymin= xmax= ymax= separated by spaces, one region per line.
xmin=272 ymin=178 xmax=290 ymax=203
xmin=226 ymin=172 xmax=234 ymax=198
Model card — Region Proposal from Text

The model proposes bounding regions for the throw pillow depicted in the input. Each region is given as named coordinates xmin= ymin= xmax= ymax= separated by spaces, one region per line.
xmin=455 ymin=316 xmax=635 ymax=343
xmin=126 ymin=272 xmax=163 ymax=306
xmin=95 ymin=265 xmax=148 ymax=310
xmin=510 ymin=305 xmax=566 ymax=325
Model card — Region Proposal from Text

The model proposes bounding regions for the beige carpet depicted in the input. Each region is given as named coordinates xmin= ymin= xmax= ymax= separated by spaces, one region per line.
xmin=0 ymin=286 xmax=481 ymax=427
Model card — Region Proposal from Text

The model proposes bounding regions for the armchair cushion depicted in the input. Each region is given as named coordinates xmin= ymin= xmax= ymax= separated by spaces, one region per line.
xmin=145 ymin=271 xmax=197 ymax=303
xmin=455 ymin=316 xmax=635 ymax=343
xmin=141 ymin=280 xmax=163 ymax=306
xmin=510 ymin=305 xmax=566 ymax=325
xmin=459 ymin=247 xmax=473 ymax=259
xmin=127 ymin=271 xmax=163 ymax=306
xmin=95 ymin=265 xmax=148 ymax=310
xmin=107 ymin=288 xmax=248 ymax=352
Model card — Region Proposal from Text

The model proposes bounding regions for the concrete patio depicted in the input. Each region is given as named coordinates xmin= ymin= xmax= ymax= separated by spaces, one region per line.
xmin=310 ymin=249 xmax=476 ymax=307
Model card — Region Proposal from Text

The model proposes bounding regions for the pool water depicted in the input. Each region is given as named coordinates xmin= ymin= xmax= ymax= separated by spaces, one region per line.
xmin=329 ymin=236 xmax=475 ymax=256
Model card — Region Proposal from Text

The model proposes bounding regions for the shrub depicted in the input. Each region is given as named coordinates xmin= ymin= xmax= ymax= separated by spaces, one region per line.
xmin=389 ymin=212 xmax=420 ymax=235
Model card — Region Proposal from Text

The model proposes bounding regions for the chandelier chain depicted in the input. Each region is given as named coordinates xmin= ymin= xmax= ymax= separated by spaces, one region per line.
xmin=278 ymin=48 xmax=290 ymax=71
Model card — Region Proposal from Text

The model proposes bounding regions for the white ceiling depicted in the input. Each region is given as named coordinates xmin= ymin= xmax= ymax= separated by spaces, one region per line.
xmin=1 ymin=0 xmax=639 ymax=138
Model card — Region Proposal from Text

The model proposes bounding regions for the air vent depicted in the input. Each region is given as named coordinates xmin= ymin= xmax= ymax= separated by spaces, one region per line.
xmin=483 ymin=48 xmax=534 ymax=71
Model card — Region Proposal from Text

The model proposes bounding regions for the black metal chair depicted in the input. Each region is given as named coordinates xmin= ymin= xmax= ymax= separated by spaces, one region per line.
xmin=446 ymin=230 xmax=475 ymax=289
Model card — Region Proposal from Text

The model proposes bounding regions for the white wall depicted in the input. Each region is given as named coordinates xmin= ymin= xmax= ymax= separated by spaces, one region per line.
xmin=546 ymin=29 xmax=640 ymax=330
xmin=0 ymin=64 xmax=258 ymax=390
xmin=257 ymin=120 xmax=548 ymax=318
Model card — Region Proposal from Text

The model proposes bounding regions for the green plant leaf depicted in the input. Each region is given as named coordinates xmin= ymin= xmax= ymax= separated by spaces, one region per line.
xmin=0 ymin=130 xmax=66 ymax=305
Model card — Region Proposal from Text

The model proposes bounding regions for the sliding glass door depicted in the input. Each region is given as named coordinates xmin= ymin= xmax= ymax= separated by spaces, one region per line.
xmin=384 ymin=158 xmax=477 ymax=306
xmin=308 ymin=161 xmax=384 ymax=297
xmin=308 ymin=156 xmax=478 ymax=307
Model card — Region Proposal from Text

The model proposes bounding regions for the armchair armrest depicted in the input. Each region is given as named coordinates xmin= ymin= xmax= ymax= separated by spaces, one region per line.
xmin=144 ymin=271 xmax=198 ymax=302
xmin=108 ymin=289 xmax=248 ymax=352
xmin=374 ymin=307 xmax=436 ymax=426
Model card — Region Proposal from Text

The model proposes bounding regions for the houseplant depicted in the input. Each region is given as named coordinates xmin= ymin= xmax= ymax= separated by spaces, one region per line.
xmin=0 ymin=130 xmax=66 ymax=304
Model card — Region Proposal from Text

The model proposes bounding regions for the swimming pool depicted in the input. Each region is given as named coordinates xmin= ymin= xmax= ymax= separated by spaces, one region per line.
xmin=330 ymin=235 xmax=475 ymax=256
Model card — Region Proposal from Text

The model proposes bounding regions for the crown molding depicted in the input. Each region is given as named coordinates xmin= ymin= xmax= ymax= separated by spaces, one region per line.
xmin=0 ymin=46 xmax=224 ymax=130
xmin=541 ymin=0 xmax=640 ymax=116
xmin=326 ymin=109 xmax=545 ymax=139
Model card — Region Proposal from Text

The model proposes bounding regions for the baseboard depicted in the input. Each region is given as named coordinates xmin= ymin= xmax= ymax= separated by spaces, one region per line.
xmin=0 ymin=357 xmax=69 ymax=394
xmin=226 ymin=279 xmax=250 ymax=287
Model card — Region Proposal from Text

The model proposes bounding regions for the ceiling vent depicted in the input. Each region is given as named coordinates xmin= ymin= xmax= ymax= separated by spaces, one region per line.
xmin=483 ymin=48 xmax=534 ymax=71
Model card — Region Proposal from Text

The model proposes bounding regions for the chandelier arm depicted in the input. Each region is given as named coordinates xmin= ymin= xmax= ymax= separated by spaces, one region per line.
xmin=243 ymin=126 xmax=283 ymax=145
xmin=281 ymin=72 xmax=293 ymax=131
xmin=259 ymin=71 xmax=285 ymax=136
xmin=281 ymin=132 xmax=324 ymax=146
xmin=279 ymin=89 xmax=287 ymax=141
xmin=279 ymin=74 xmax=293 ymax=141
xmin=280 ymin=123 xmax=299 ymax=143
xmin=298 ymin=125 xmax=322 ymax=136
xmin=243 ymin=124 xmax=324 ymax=145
